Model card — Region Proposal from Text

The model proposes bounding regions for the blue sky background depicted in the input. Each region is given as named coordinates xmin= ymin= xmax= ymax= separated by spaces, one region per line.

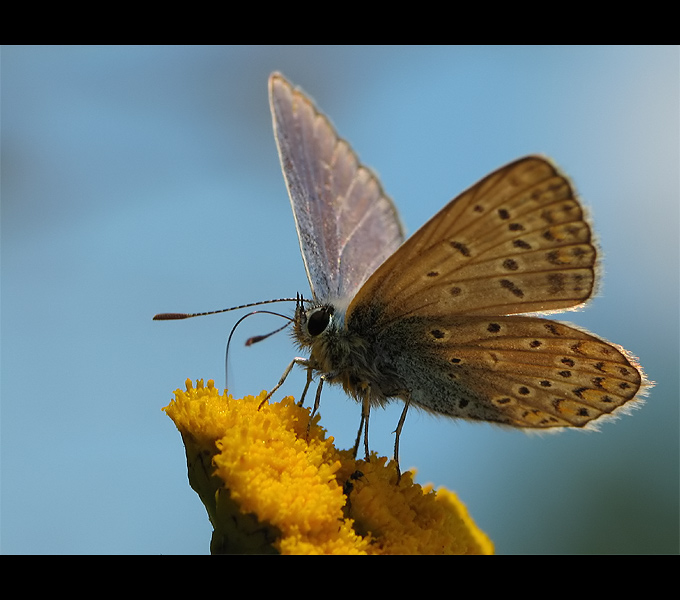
xmin=2 ymin=45 xmax=677 ymax=554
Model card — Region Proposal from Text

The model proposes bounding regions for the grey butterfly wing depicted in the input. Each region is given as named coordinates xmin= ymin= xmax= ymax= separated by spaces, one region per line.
xmin=269 ymin=73 xmax=404 ymax=304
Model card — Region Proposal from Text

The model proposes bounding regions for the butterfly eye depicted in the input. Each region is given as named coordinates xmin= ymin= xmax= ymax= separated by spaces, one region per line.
xmin=307 ymin=306 xmax=334 ymax=337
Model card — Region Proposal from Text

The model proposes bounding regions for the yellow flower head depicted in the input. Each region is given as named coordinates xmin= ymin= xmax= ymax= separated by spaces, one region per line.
xmin=164 ymin=379 xmax=493 ymax=555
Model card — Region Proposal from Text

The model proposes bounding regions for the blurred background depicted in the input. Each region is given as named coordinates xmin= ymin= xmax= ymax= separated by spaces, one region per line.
xmin=2 ymin=45 xmax=677 ymax=554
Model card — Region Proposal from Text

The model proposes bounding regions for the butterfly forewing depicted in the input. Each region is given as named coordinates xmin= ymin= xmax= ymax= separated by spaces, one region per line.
xmin=349 ymin=156 xmax=596 ymax=323
xmin=269 ymin=73 xmax=404 ymax=304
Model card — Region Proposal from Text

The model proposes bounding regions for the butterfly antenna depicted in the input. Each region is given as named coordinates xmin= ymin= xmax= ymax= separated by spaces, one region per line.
xmin=225 ymin=309 xmax=294 ymax=389
xmin=245 ymin=321 xmax=291 ymax=346
xmin=153 ymin=297 xmax=310 ymax=321
xmin=154 ymin=294 xmax=312 ymax=388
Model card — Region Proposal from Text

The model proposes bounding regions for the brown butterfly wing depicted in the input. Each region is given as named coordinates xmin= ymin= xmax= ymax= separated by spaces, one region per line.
xmin=348 ymin=156 xmax=596 ymax=325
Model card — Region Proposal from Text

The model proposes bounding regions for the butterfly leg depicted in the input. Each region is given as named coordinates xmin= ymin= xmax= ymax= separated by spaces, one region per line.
xmin=351 ymin=390 xmax=372 ymax=461
xmin=305 ymin=378 xmax=324 ymax=441
xmin=259 ymin=356 xmax=309 ymax=409
xmin=393 ymin=399 xmax=411 ymax=485
xmin=363 ymin=392 xmax=371 ymax=461
xmin=297 ymin=367 xmax=314 ymax=407
xmin=352 ymin=412 xmax=364 ymax=459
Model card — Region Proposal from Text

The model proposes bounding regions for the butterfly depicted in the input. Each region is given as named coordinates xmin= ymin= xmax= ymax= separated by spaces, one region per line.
xmin=156 ymin=73 xmax=649 ymax=482
xmin=267 ymin=73 xmax=648 ymax=479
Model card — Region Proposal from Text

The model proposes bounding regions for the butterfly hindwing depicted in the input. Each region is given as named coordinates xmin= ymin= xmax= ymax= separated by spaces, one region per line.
xmin=370 ymin=314 xmax=644 ymax=428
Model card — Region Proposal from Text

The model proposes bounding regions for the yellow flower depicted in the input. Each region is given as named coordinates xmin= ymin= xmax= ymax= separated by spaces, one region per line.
xmin=164 ymin=379 xmax=494 ymax=555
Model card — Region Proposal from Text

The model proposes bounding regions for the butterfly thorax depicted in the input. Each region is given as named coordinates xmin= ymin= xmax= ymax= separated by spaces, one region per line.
xmin=293 ymin=302 xmax=404 ymax=405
